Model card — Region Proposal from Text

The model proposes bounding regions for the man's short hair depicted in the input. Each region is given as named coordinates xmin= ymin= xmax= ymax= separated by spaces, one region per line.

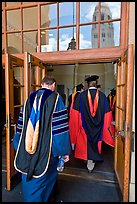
xmin=41 ymin=75 xmax=56 ymax=85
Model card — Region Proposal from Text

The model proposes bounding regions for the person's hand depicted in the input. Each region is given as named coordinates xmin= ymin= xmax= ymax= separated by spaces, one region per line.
xmin=58 ymin=155 xmax=69 ymax=162
xmin=63 ymin=155 xmax=69 ymax=162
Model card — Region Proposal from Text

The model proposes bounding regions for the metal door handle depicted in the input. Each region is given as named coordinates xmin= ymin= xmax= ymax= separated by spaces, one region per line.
xmin=108 ymin=121 xmax=116 ymax=139
xmin=118 ymin=130 xmax=125 ymax=137
xmin=108 ymin=125 xmax=115 ymax=139
xmin=111 ymin=121 xmax=116 ymax=126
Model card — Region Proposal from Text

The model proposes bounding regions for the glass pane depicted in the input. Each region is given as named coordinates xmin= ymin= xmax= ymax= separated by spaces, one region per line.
xmin=13 ymin=67 xmax=23 ymax=105
xmin=2 ymin=34 xmax=4 ymax=53
xmin=100 ymin=21 xmax=120 ymax=48
xmin=7 ymin=10 xmax=20 ymax=31
xmin=80 ymin=25 xmax=96 ymax=49
xmin=40 ymin=29 xmax=57 ymax=52
xmin=80 ymin=2 xmax=98 ymax=24
xmin=59 ymin=2 xmax=76 ymax=26
xmin=101 ymin=2 xmax=121 ymax=20
xmin=113 ymin=21 xmax=120 ymax=46
xmin=6 ymin=2 xmax=21 ymax=6
xmin=100 ymin=22 xmax=115 ymax=48
xmin=23 ymin=7 xmax=38 ymax=30
xmin=2 ymin=11 xmax=4 ymax=33
xmin=14 ymin=66 xmax=24 ymax=106
xmin=41 ymin=4 xmax=57 ymax=28
xmin=31 ymin=66 xmax=36 ymax=92
xmin=7 ymin=33 xmax=22 ymax=53
xmin=59 ymin=27 xmax=76 ymax=51
xmin=23 ymin=31 xmax=37 ymax=52
xmin=91 ymin=24 xmax=98 ymax=48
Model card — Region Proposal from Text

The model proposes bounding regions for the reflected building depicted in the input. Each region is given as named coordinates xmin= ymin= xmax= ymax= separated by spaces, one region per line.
xmin=92 ymin=2 xmax=114 ymax=48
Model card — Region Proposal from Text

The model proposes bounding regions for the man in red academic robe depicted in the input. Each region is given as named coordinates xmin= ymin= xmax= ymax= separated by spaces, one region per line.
xmin=68 ymin=83 xmax=84 ymax=147
xmin=69 ymin=75 xmax=115 ymax=172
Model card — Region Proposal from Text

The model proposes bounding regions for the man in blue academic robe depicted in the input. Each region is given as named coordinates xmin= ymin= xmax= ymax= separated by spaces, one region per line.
xmin=13 ymin=75 xmax=71 ymax=202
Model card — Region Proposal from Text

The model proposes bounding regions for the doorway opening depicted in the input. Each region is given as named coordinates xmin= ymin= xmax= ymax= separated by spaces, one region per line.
xmin=46 ymin=62 xmax=116 ymax=175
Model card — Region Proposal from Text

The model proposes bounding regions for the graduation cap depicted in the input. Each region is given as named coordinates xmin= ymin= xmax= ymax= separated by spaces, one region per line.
xmin=85 ymin=75 xmax=99 ymax=83
xmin=76 ymin=83 xmax=84 ymax=91
xmin=110 ymin=88 xmax=116 ymax=96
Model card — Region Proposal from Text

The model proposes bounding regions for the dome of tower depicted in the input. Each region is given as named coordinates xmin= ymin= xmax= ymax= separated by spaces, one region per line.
xmin=94 ymin=2 xmax=112 ymax=20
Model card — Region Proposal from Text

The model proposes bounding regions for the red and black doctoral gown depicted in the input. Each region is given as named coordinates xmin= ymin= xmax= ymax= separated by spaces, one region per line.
xmin=107 ymin=93 xmax=116 ymax=120
xmin=69 ymin=88 xmax=115 ymax=162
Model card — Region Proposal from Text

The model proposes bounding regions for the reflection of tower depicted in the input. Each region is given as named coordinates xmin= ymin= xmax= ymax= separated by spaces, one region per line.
xmin=92 ymin=2 xmax=114 ymax=48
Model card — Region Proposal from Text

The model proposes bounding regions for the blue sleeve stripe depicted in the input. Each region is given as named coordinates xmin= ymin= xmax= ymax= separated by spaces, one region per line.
xmin=52 ymin=114 xmax=68 ymax=122
xmin=53 ymin=109 xmax=68 ymax=118
xmin=18 ymin=124 xmax=22 ymax=128
xmin=17 ymin=126 xmax=22 ymax=130
xmin=16 ymin=106 xmax=24 ymax=134
xmin=52 ymin=126 xmax=69 ymax=135
xmin=18 ymin=120 xmax=23 ymax=125
xmin=52 ymin=123 xmax=69 ymax=131
xmin=16 ymin=128 xmax=22 ymax=133
xmin=19 ymin=116 xmax=23 ymax=121
xmin=16 ymin=130 xmax=21 ymax=134
xmin=52 ymin=130 xmax=69 ymax=136
xmin=52 ymin=118 xmax=68 ymax=126
xmin=19 ymin=112 xmax=23 ymax=117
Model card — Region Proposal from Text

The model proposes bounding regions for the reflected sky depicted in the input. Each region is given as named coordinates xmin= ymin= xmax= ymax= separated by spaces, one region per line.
xmin=45 ymin=2 xmax=121 ymax=51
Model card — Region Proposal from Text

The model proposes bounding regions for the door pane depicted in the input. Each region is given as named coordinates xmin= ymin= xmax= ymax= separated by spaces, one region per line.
xmin=113 ymin=21 xmax=120 ymax=47
xmin=59 ymin=2 xmax=76 ymax=26
xmin=7 ymin=33 xmax=22 ymax=53
xmin=80 ymin=2 xmax=98 ymax=24
xmin=23 ymin=31 xmax=37 ymax=52
xmin=41 ymin=4 xmax=57 ymax=28
xmin=2 ymin=34 xmax=4 ymax=53
xmin=100 ymin=22 xmax=115 ymax=48
xmin=40 ymin=29 xmax=57 ymax=52
xmin=101 ymin=2 xmax=121 ymax=20
xmin=59 ymin=27 xmax=76 ymax=51
xmin=80 ymin=25 xmax=95 ymax=49
xmin=7 ymin=9 xmax=21 ymax=31
xmin=2 ymin=11 xmax=4 ymax=33
xmin=23 ymin=7 xmax=38 ymax=30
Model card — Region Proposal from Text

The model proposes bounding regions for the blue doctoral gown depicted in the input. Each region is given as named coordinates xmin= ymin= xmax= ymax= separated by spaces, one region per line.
xmin=13 ymin=88 xmax=71 ymax=202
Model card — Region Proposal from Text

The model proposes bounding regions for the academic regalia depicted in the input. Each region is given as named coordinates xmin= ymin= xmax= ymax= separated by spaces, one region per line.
xmin=68 ymin=93 xmax=73 ymax=116
xmin=13 ymin=87 xmax=71 ymax=202
xmin=69 ymin=83 xmax=84 ymax=144
xmin=68 ymin=83 xmax=84 ymax=118
xmin=69 ymin=91 xmax=81 ymax=145
xmin=107 ymin=88 xmax=116 ymax=120
xmin=69 ymin=85 xmax=115 ymax=162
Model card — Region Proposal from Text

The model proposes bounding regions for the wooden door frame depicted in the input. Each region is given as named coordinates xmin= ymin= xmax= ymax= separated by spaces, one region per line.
xmin=123 ymin=44 xmax=134 ymax=202
xmin=3 ymin=52 xmax=46 ymax=190
xmin=24 ymin=52 xmax=46 ymax=100
xmin=114 ymin=44 xmax=134 ymax=202
xmin=4 ymin=53 xmax=24 ymax=191
xmin=12 ymin=46 xmax=127 ymax=65
xmin=2 ymin=45 xmax=134 ymax=200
